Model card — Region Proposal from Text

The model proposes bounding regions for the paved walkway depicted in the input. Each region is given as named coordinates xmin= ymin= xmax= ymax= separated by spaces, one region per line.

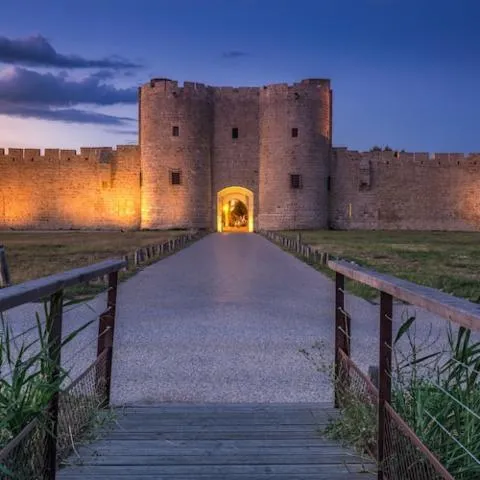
xmin=2 ymin=232 xmax=451 ymax=405
xmin=108 ymin=232 xmax=449 ymax=405
xmin=110 ymin=233 xmax=337 ymax=405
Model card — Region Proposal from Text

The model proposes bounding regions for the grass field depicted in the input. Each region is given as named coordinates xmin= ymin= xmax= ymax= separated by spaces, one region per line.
xmin=0 ymin=230 xmax=186 ymax=285
xmin=282 ymin=230 xmax=480 ymax=303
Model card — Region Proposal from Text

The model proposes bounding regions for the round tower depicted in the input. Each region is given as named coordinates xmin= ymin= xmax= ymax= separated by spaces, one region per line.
xmin=139 ymin=79 xmax=213 ymax=229
xmin=258 ymin=79 xmax=332 ymax=230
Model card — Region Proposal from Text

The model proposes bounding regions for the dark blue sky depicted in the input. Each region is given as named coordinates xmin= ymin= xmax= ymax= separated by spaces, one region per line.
xmin=0 ymin=0 xmax=479 ymax=152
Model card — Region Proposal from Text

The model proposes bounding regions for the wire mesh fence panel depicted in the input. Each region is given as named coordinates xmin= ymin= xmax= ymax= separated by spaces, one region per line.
xmin=0 ymin=351 xmax=109 ymax=478
xmin=57 ymin=349 xmax=109 ymax=459
xmin=384 ymin=403 xmax=454 ymax=480
xmin=336 ymin=348 xmax=378 ymax=458
xmin=0 ymin=418 xmax=47 ymax=480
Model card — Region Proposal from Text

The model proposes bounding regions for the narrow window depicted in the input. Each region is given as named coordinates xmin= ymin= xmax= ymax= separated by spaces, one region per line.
xmin=172 ymin=126 xmax=179 ymax=137
xmin=232 ymin=127 xmax=239 ymax=139
xmin=291 ymin=128 xmax=298 ymax=138
xmin=290 ymin=174 xmax=302 ymax=189
xmin=327 ymin=176 xmax=331 ymax=191
xmin=170 ymin=170 xmax=182 ymax=185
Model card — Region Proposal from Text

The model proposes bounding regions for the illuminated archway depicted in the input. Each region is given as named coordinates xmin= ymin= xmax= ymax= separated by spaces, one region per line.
xmin=217 ymin=186 xmax=254 ymax=232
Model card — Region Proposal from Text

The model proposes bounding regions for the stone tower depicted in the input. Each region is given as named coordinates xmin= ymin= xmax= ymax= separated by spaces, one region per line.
xmin=258 ymin=79 xmax=332 ymax=230
xmin=138 ymin=78 xmax=332 ymax=231
xmin=139 ymin=79 xmax=214 ymax=229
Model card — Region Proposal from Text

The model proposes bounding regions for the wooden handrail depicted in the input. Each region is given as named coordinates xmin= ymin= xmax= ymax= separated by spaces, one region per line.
xmin=328 ymin=258 xmax=480 ymax=331
xmin=261 ymin=229 xmax=469 ymax=478
xmin=0 ymin=259 xmax=126 ymax=312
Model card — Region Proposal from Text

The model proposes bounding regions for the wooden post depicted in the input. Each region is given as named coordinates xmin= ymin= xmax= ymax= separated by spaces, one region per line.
xmin=122 ymin=255 xmax=129 ymax=271
xmin=0 ymin=245 xmax=10 ymax=288
xmin=45 ymin=289 xmax=63 ymax=480
xmin=96 ymin=271 xmax=118 ymax=407
xmin=378 ymin=291 xmax=393 ymax=480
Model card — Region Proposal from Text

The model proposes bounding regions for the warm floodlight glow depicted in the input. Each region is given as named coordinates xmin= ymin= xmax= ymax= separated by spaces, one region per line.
xmin=217 ymin=186 xmax=254 ymax=233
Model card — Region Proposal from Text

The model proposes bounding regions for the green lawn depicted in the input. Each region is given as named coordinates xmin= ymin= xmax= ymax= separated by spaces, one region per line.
xmin=0 ymin=230 xmax=187 ymax=285
xmin=282 ymin=230 xmax=480 ymax=303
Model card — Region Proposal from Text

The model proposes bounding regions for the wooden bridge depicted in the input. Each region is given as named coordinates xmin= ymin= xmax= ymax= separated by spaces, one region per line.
xmin=0 ymin=231 xmax=477 ymax=479
xmin=58 ymin=403 xmax=372 ymax=479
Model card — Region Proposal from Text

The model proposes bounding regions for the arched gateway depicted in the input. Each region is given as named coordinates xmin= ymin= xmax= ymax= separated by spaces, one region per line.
xmin=217 ymin=186 xmax=254 ymax=232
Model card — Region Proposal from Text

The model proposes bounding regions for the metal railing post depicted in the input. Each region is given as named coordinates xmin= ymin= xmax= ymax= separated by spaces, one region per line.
xmin=96 ymin=271 xmax=118 ymax=407
xmin=334 ymin=272 xmax=350 ymax=408
xmin=45 ymin=289 xmax=63 ymax=480
xmin=378 ymin=291 xmax=393 ymax=480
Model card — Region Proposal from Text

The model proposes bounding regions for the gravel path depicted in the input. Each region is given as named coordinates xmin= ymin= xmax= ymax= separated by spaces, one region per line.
xmin=1 ymin=233 xmax=454 ymax=406
xmin=108 ymin=233 xmax=451 ymax=405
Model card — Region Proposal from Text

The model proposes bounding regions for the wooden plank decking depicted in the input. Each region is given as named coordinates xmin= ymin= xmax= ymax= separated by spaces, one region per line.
xmin=58 ymin=403 xmax=376 ymax=479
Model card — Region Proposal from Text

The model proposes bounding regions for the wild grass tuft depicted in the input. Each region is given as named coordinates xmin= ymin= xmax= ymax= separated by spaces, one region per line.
xmin=0 ymin=296 xmax=99 ymax=477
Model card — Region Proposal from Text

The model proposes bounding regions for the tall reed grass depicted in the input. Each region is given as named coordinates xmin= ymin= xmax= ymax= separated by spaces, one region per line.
xmin=0 ymin=296 xmax=95 ymax=477
xmin=301 ymin=312 xmax=480 ymax=479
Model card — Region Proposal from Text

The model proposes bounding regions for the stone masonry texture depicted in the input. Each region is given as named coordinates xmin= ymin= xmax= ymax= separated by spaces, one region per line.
xmin=1 ymin=77 xmax=479 ymax=231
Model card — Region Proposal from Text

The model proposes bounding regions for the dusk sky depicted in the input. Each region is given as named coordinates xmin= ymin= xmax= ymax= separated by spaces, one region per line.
xmin=0 ymin=0 xmax=479 ymax=152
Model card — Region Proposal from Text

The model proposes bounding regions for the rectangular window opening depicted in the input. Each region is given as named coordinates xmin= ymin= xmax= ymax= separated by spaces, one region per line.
xmin=172 ymin=126 xmax=179 ymax=137
xmin=290 ymin=174 xmax=302 ymax=189
xmin=232 ymin=127 xmax=239 ymax=139
xmin=170 ymin=170 xmax=182 ymax=185
xmin=291 ymin=128 xmax=298 ymax=138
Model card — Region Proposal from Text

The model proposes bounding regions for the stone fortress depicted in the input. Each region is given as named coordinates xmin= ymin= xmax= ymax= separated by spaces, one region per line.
xmin=1 ymin=77 xmax=479 ymax=232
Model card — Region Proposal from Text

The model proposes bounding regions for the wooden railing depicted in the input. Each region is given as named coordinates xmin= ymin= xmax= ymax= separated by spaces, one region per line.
xmin=0 ymin=259 xmax=125 ymax=479
xmin=328 ymin=259 xmax=474 ymax=480
xmin=260 ymin=230 xmax=480 ymax=479
xmin=0 ymin=230 xmax=205 ymax=478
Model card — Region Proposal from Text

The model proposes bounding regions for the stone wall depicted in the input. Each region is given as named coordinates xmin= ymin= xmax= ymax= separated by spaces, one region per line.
xmin=3 ymin=77 xmax=479 ymax=233
xmin=330 ymin=148 xmax=480 ymax=231
xmin=0 ymin=146 xmax=141 ymax=230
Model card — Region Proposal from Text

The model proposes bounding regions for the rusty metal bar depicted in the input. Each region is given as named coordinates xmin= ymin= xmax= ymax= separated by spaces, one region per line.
xmin=334 ymin=272 xmax=349 ymax=408
xmin=378 ymin=291 xmax=393 ymax=480
xmin=96 ymin=271 xmax=118 ymax=407
xmin=45 ymin=289 xmax=63 ymax=480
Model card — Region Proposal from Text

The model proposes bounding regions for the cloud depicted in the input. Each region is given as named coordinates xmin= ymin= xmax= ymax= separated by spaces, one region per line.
xmin=0 ymin=101 xmax=134 ymax=125
xmin=0 ymin=35 xmax=141 ymax=69
xmin=104 ymin=128 xmax=138 ymax=135
xmin=0 ymin=66 xmax=137 ymax=125
xmin=222 ymin=50 xmax=248 ymax=59
xmin=0 ymin=66 xmax=137 ymax=106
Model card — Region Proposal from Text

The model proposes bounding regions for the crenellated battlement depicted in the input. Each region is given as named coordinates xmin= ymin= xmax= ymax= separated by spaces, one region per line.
xmin=143 ymin=78 xmax=212 ymax=100
xmin=0 ymin=145 xmax=139 ymax=162
xmin=333 ymin=148 xmax=480 ymax=165
xmin=142 ymin=78 xmax=331 ymax=101
xmin=213 ymin=86 xmax=260 ymax=97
